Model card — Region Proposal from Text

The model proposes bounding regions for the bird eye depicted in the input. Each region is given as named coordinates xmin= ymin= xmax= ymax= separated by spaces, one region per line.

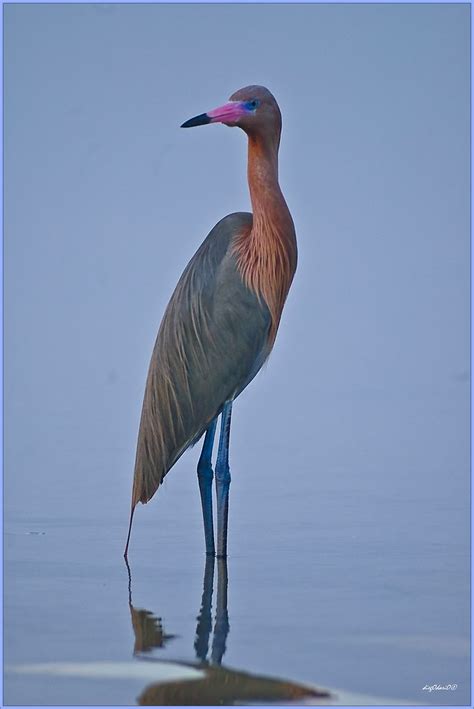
xmin=246 ymin=99 xmax=259 ymax=111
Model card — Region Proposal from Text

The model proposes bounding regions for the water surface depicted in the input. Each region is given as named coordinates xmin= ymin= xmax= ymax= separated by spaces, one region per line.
xmin=4 ymin=385 xmax=470 ymax=705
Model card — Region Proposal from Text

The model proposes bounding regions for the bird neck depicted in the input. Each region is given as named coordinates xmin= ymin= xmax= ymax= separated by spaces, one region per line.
xmin=247 ymin=134 xmax=284 ymax=220
xmin=233 ymin=132 xmax=297 ymax=345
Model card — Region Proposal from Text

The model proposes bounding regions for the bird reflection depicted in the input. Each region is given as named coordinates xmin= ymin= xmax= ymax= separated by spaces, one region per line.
xmin=194 ymin=556 xmax=229 ymax=665
xmin=126 ymin=554 xmax=229 ymax=663
xmin=126 ymin=558 xmax=176 ymax=655
xmin=125 ymin=556 xmax=331 ymax=705
xmin=129 ymin=606 xmax=176 ymax=655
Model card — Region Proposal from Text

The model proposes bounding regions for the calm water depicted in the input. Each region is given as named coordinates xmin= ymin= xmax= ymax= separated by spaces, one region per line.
xmin=4 ymin=384 xmax=470 ymax=706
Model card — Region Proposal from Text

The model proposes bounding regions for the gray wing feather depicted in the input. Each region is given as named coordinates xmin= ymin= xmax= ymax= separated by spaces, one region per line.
xmin=132 ymin=212 xmax=271 ymax=505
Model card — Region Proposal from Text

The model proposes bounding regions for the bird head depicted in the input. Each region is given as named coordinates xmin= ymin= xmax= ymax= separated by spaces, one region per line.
xmin=181 ymin=85 xmax=281 ymax=141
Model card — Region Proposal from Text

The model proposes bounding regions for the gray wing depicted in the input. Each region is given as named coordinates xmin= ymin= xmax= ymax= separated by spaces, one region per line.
xmin=132 ymin=212 xmax=271 ymax=506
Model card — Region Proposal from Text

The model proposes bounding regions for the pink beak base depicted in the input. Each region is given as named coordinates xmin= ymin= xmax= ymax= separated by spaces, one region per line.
xmin=181 ymin=101 xmax=248 ymax=129
xmin=206 ymin=101 xmax=248 ymax=124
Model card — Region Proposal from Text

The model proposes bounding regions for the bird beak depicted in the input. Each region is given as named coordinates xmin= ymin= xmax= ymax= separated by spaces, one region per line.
xmin=181 ymin=101 xmax=247 ymax=128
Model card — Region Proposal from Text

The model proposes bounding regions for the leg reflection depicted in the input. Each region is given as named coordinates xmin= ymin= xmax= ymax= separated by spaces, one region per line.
xmin=193 ymin=555 xmax=230 ymax=666
xmin=194 ymin=555 xmax=215 ymax=663
xmin=211 ymin=558 xmax=229 ymax=665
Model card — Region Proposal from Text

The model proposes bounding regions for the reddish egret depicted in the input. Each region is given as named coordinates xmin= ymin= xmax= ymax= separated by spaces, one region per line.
xmin=125 ymin=85 xmax=297 ymax=559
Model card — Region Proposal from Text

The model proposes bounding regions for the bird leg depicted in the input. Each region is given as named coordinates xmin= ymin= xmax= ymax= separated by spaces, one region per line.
xmin=215 ymin=402 xmax=232 ymax=558
xmin=197 ymin=419 xmax=218 ymax=555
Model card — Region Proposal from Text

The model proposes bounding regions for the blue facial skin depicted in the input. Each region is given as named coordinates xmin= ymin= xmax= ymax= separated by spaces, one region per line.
xmin=245 ymin=99 xmax=260 ymax=112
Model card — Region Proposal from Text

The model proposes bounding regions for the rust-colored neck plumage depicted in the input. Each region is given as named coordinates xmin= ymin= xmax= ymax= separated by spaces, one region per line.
xmin=233 ymin=131 xmax=297 ymax=345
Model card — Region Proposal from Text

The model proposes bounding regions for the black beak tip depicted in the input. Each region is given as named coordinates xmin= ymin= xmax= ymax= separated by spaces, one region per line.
xmin=180 ymin=113 xmax=211 ymax=128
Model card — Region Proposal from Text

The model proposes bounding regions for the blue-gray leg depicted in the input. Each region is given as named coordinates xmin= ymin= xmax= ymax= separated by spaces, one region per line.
xmin=215 ymin=401 xmax=232 ymax=558
xmin=197 ymin=419 xmax=218 ymax=556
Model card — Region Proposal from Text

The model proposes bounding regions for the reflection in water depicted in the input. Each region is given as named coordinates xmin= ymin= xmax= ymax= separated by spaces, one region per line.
xmin=129 ymin=608 xmax=176 ymax=655
xmin=194 ymin=555 xmax=214 ymax=662
xmin=126 ymin=556 xmax=331 ymax=705
xmin=194 ymin=556 xmax=229 ymax=665
xmin=138 ymin=664 xmax=331 ymax=706
xmin=126 ymin=561 xmax=176 ymax=654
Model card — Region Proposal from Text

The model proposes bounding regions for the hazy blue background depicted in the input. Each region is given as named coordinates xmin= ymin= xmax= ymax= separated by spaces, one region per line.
xmin=4 ymin=3 xmax=470 ymax=706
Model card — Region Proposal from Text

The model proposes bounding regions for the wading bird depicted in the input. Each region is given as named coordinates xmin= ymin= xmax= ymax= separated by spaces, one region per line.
xmin=125 ymin=85 xmax=297 ymax=559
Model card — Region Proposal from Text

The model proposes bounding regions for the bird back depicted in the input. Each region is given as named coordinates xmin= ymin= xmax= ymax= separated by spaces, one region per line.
xmin=132 ymin=212 xmax=271 ymax=506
